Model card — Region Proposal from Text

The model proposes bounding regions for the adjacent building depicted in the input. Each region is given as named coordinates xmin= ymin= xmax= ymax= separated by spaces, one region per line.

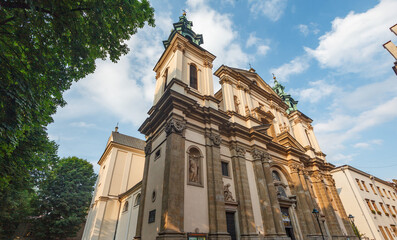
xmin=331 ymin=165 xmax=397 ymax=240
xmin=83 ymin=14 xmax=358 ymax=240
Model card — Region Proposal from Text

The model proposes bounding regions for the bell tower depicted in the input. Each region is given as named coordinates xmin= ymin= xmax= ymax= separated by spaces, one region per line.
xmin=137 ymin=13 xmax=230 ymax=240
xmin=152 ymin=13 xmax=216 ymax=107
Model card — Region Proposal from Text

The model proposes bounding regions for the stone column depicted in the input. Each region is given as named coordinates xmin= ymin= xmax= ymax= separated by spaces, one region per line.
xmin=230 ymin=145 xmax=258 ymax=239
xmin=260 ymin=152 xmax=286 ymax=237
xmin=251 ymin=150 xmax=277 ymax=237
xmin=310 ymin=171 xmax=343 ymax=237
xmin=288 ymin=163 xmax=310 ymax=237
xmin=157 ymin=118 xmax=186 ymax=239
xmin=325 ymin=175 xmax=356 ymax=236
xmin=299 ymin=169 xmax=321 ymax=235
xmin=206 ymin=132 xmax=230 ymax=240
xmin=134 ymin=140 xmax=152 ymax=239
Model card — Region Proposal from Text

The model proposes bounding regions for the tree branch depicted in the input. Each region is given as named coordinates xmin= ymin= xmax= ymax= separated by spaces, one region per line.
xmin=0 ymin=16 xmax=15 ymax=26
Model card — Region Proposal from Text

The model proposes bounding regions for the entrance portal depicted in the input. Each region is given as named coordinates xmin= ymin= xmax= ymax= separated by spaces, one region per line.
xmin=281 ymin=207 xmax=295 ymax=240
xmin=226 ymin=212 xmax=237 ymax=240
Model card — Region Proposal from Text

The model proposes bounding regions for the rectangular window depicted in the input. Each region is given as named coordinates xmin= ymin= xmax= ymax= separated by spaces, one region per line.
xmin=389 ymin=191 xmax=395 ymax=200
xmin=372 ymin=201 xmax=380 ymax=215
xmin=362 ymin=181 xmax=369 ymax=192
xmin=379 ymin=226 xmax=389 ymax=240
xmin=370 ymin=183 xmax=377 ymax=195
xmin=356 ymin=179 xmax=363 ymax=190
xmin=380 ymin=202 xmax=389 ymax=216
xmin=385 ymin=226 xmax=393 ymax=240
xmin=377 ymin=186 xmax=384 ymax=197
xmin=148 ymin=209 xmax=156 ymax=223
xmin=155 ymin=149 xmax=161 ymax=160
xmin=221 ymin=162 xmax=229 ymax=177
xmin=366 ymin=199 xmax=375 ymax=214
xmin=383 ymin=189 xmax=389 ymax=199
xmin=393 ymin=206 xmax=397 ymax=215
xmin=391 ymin=225 xmax=397 ymax=236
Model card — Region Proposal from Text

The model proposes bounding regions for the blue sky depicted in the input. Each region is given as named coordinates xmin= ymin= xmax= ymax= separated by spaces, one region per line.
xmin=47 ymin=0 xmax=397 ymax=180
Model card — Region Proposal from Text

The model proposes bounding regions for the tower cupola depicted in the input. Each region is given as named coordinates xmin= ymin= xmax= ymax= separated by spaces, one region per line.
xmin=272 ymin=74 xmax=298 ymax=114
xmin=163 ymin=13 xmax=204 ymax=48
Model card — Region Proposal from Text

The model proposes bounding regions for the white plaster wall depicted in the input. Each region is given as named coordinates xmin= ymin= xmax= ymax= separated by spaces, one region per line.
xmin=115 ymin=197 xmax=131 ymax=240
xmin=141 ymin=138 xmax=166 ymax=239
xmin=109 ymin=150 xmax=128 ymax=196
xmin=246 ymin=160 xmax=264 ymax=235
xmin=127 ymin=192 xmax=141 ymax=240
xmin=184 ymin=137 xmax=209 ymax=233
xmin=99 ymin=199 xmax=120 ymax=240
xmin=127 ymin=154 xmax=145 ymax=190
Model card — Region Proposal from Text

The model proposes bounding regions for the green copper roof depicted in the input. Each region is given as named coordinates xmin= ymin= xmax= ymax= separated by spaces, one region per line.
xmin=272 ymin=75 xmax=298 ymax=114
xmin=163 ymin=13 xmax=204 ymax=48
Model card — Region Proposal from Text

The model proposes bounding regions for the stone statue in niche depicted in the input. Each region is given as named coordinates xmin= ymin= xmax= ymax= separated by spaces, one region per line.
xmin=224 ymin=183 xmax=235 ymax=202
xmin=189 ymin=154 xmax=199 ymax=183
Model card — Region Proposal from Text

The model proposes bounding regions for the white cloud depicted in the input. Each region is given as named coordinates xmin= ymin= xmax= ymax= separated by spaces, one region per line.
xmin=315 ymin=97 xmax=397 ymax=155
xmin=292 ymin=80 xmax=339 ymax=103
xmin=55 ymin=11 xmax=172 ymax=126
xmin=257 ymin=45 xmax=270 ymax=55
xmin=187 ymin=0 xmax=250 ymax=69
xmin=297 ymin=23 xmax=319 ymax=36
xmin=305 ymin=0 xmax=397 ymax=75
xmin=246 ymin=32 xmax=270 ymax=56
xmin=270 ymin=55 xmax=311 ymax=81
xmin=353 ymin=139 xmax=383 ymax=149
xmin=249 ymin=0 xmax=287 ymax=21
xmin=328 ymin=153 xmax=356 ymax=164
xmin=70 ymin=121 xmax=96 ymax=128
xmin=298 ymin=24 xmax=309 ymax=36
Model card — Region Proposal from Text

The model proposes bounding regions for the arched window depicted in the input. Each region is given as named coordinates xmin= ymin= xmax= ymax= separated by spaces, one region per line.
xmin=122 ymin=201 xmax=129 ymax=212
xmin=187 ymin=146 xmax=202 ymax=186
xmin=272 ymin=170 xmax=281 ymax=182
xmin=190 ymin=64 xmax=198 ymax=90
xmin=163 ymin=68 xmax=168 ymax=92
xmin=134 ymin=193 xmax=141 ymax=207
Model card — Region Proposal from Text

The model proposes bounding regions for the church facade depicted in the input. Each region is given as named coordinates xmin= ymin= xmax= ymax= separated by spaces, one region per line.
xmin=82 ymin=14 xmax=357 ymax=240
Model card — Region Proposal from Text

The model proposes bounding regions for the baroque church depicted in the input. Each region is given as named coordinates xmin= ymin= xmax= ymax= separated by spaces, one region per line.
xmin=82 ymin=14 xmax=357 ymax=240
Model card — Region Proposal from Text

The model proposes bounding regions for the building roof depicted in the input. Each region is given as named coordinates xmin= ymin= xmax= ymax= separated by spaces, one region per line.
xmin=108 ymin=131 xmax=146 ymax=150
xmin=332 ymin=164 xmax=394 ymax=187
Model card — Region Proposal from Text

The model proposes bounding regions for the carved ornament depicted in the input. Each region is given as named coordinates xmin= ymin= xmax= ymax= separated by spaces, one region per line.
xmin=165 ymin=118 xmax=186 ymax=135
xmin=289 ymin=163 xmax=301 ymax=174
xmin=224 ymin=183 xmax=235 ymax=202
xmin=144 ymin=142 xmax=152 ymax=155
xmin=208 ymin=133 xmax=222 ymax=146
xmin=236 ymin=146 xmax=246 ymax=157
xmin=310 ymin=171 xmax=324 ymax=183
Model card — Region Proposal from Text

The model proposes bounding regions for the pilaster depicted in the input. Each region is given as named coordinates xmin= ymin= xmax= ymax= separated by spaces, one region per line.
xmin=134 ymin=141 xmax=152 ymax=239
xmin=230 ymin=145 xmax=259 ymax=239
xmin=157 ymin=118 xmax=186 ymax=239
xmin=206 ymin=132 xmax=230 ymax=240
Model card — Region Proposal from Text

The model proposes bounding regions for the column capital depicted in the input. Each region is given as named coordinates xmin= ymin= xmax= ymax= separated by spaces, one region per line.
xmin=289 ymin=163 xmax=302 ymax=174
xmin=309 ymin=170 xmax=324 ymax=183
xmin=251 ymin=148 xmax=272 ymax=163
xmin=144 ymin=141 xmax=152 ymax=155
xmin=207 ymin=132 xmax=222 ymax=146
xmin=165 ymin=118 xmax=186 ymax=136
xmin=230 ymin=144 xmax=246 ymax=157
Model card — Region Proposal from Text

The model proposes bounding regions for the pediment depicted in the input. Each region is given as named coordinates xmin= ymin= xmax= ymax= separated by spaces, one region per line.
xmin=252 ymin=124 xmax=272 ymax=135
xmin=276 ymin=131 xmax=305 ymax=152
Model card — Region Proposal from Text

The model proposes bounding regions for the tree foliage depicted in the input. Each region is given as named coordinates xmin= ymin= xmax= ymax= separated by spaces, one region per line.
xmin=32 ymin=157 xmax=96 ymax=239
xmin=0 ymin=126 xmax=59 ymax=238
xmin=0 ymin=0 xmax=155 ymax=157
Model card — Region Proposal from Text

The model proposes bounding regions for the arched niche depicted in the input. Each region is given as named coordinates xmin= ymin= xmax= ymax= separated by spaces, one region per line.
xmin=186 ymin=145 xmax=204 ymax=187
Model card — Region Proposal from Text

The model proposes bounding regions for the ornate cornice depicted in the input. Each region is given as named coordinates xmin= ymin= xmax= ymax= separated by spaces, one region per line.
xmin=165 ymin=118 xmax=186 ymax=136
